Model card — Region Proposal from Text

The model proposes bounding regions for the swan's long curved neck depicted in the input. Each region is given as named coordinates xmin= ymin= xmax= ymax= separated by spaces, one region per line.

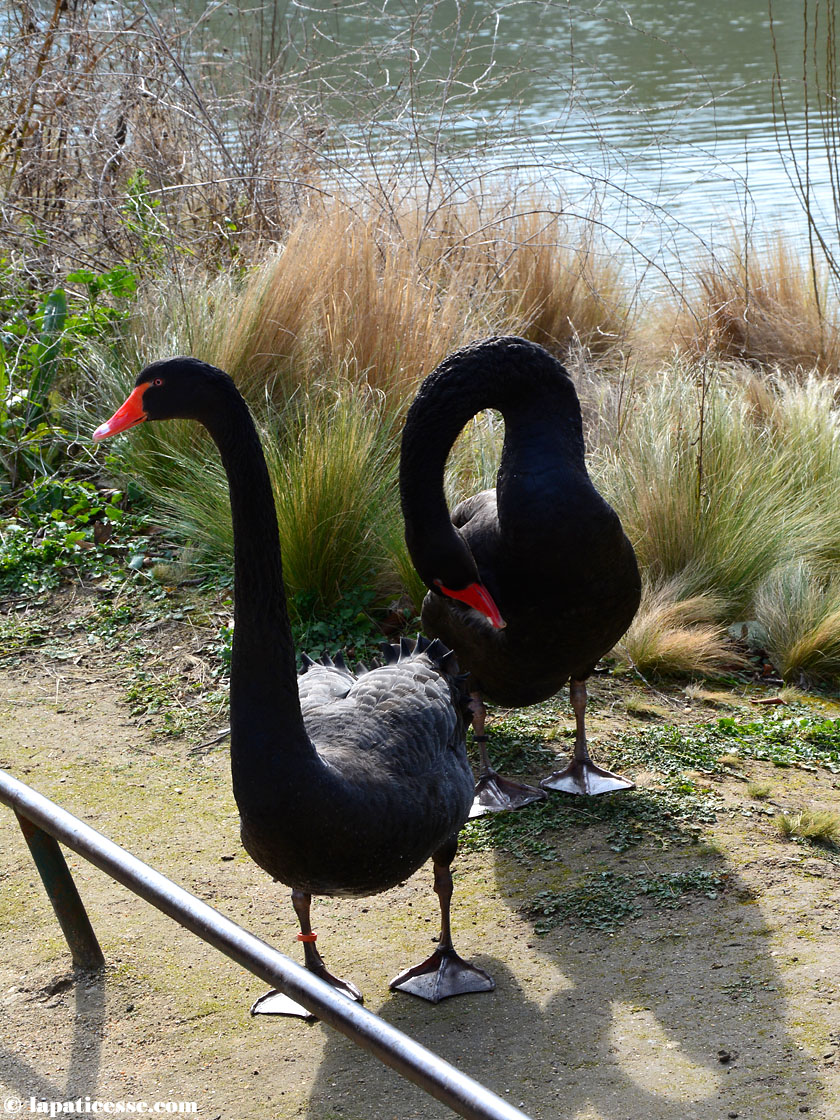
xmin=400 ymin=338 xmax=585 ymax=552
xmin=206 ymin=398 xmax=314 ymax=785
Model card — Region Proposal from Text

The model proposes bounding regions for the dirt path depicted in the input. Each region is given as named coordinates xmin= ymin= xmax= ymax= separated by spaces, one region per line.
xmin=1 ymin=606 xmax=840 ymax=1120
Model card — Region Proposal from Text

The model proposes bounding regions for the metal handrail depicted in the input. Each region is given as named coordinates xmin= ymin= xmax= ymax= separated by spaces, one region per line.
xmin=0 ymin=768 xmax=532 ymax=1120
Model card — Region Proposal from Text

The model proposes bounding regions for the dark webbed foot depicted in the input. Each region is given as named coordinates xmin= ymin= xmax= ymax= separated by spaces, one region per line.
xmin=470 ymin=700 xmax=546 ymax=815
xmin=540 ymin=678 xmax=635 ymax=796
xmin=540 ymin=757 xmax=635 ymax=796
xmin=251 ymin=967 xmax=363 ymax=1020
xmin=254 ymin=888 xmax=364 ymax=1019
xmin=392 ymin=839 xmax=494 ymax=1003
xmin=470 ymin=768 xmax=547 ymax=817
xmin=390 ymin=947 xmax=495 ymax=1003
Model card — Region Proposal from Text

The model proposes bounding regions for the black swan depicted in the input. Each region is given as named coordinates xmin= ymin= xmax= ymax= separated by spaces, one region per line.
xmin=399 ymin=336 xmax=641 ymax=815
xmin=93 ymin=357 xmax=494 ymax=1014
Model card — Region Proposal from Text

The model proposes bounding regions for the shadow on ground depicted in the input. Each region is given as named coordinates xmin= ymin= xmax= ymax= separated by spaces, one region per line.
xmin=0 ymin=968 xmax=106 ymax=1103
xmin=305 ymin=831 xmax=819 ymax=1120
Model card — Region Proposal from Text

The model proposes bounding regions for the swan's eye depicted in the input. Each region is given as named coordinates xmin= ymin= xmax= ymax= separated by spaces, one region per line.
xmin=153 ymin=378 xmax=163 ymax=387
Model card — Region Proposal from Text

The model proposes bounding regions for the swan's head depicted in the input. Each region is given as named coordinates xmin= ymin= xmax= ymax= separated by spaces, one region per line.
xmin=93 ymin=357 xmax=234 ymax=439
xmin=434 ymin=577 xmax=506 ymax=629
xmin=408 ymin=527 xmax=506 ymax=629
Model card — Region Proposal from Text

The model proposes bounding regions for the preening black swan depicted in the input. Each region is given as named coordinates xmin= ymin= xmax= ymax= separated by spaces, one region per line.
xmin=94 ymin=357 xmax=494 ymax=1014
xmin=399 ymin=336 xmax=642 ymax=814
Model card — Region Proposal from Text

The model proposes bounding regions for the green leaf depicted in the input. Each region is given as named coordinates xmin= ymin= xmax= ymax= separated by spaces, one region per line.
xmin=66 ymin=268 xmax=98 ymax=287
xmin=102 ymin=266 xmax=137 ymax=299
xmin=41 ymin=288 xmax=67 ymax=339
xmin=28 ymin=289 xmax=68 ymax=420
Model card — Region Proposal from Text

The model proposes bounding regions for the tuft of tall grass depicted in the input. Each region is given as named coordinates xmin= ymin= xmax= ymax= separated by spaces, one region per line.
xmin=408 ymin=201 xmax=636 ymax=360
xmin=490 ymin=210 xmax=633 ymax=358
xmin=312 ymin=213 xmax=499 ymax=395
xmin=265 ymin=385 xmax=403 ymax=611
xmin=776 ymin=809 xmax=840 ymax=847
xmin=759 ymin=376 xmax=840 ymax=570
xmin=124 ymin=201 xmax=508 ymax=406
xmin=586 ymin=362 xmax=840 ymax=675
xmin=591 ymin=364 xmax=816 ymax=616
xmin=753 ymin=561 xmax=840 ymax=683
xmin=614 ymin=577 xmax=738 ymax=677
xmin=669 ymin=234 xmax=840 ymax=374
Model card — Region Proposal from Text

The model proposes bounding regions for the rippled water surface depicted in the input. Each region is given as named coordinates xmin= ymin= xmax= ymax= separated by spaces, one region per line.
xmin=169 ymin=0 xmax=837 ymax=268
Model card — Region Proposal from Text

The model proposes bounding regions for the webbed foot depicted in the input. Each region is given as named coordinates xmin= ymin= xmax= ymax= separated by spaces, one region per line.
xmin=250 ymin=969 xmax=363 ymax=1020
xmin=390 ymin=947 xmax=495 ymax=1003
xmin=540 ymin=757 xmax=635 ymax=796
xmin=469 ymin=768 xmax=547 ymax=817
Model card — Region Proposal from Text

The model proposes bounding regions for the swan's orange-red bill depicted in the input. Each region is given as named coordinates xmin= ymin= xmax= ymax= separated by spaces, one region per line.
xmin=439 ymin=581 xmax=506 ymax=629
xmin=93 ymin=385 xmax=148 ymax=441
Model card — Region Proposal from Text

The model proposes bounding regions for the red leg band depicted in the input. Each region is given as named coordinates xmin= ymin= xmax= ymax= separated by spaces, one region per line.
xmin=297 ymin=932 xmax=318 ymax=942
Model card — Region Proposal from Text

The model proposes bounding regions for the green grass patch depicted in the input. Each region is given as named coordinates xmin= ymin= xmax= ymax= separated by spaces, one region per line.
xmin=461 ymin=778 xmax=720 ymax=859
xmin=525 ymin=868 xmax=728 ymax=934
xmin=747 ymin=781 xmax=774 ymax=800
xmin=610 ymin=711 xmax=840 ymax=775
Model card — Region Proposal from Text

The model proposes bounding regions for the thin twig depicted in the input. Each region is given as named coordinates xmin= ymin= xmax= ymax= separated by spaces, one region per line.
xmin=188 ymin=727 xmax=231 ymax=755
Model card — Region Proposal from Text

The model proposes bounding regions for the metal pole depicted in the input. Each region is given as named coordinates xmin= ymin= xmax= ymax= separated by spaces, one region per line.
xmin=0 ymin=769 xmax=532 ymax=1120
xmin=14 ymin=811 xmax=105 ymax=971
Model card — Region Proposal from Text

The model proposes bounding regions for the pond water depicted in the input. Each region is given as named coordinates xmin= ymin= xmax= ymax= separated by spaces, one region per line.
xmin=171 ymin=0 xmax=837 ymax=274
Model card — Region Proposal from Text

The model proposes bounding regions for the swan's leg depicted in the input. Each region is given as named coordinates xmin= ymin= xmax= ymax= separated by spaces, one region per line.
xmin=250 ymin=890 xmax=363 ymax=1019
xmin=389 ymin=838 xmax=494 ymax=1002
xmin=540 ymin=678 xmax=635 ymax=795
xmin=291 ymin=890 xmax=364 ymax=1000
xmin=469 ymin=692 xmax=546 ymax=817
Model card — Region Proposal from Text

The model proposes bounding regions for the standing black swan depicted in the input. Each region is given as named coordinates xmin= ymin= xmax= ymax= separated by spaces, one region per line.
xmin=399 ymin=336 xmax=642 ymax=815
xmin=93 ymin=357 xmax=494 ymax=1014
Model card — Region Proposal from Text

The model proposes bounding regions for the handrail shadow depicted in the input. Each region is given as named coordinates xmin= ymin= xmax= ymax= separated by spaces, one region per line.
xmin=0 ymin=966 xmax=105 ymax=1104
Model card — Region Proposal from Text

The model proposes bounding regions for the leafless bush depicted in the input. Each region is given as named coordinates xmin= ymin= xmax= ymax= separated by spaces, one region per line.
xmin=0 ymin=0 xmax=322 ymax=279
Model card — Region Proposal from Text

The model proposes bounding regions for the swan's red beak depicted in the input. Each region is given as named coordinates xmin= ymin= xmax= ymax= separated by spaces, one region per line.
xmin=437 ymin=581 xmax=506 ymax=629
xmin=93 ymin=385 xmax=148 ymax=441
